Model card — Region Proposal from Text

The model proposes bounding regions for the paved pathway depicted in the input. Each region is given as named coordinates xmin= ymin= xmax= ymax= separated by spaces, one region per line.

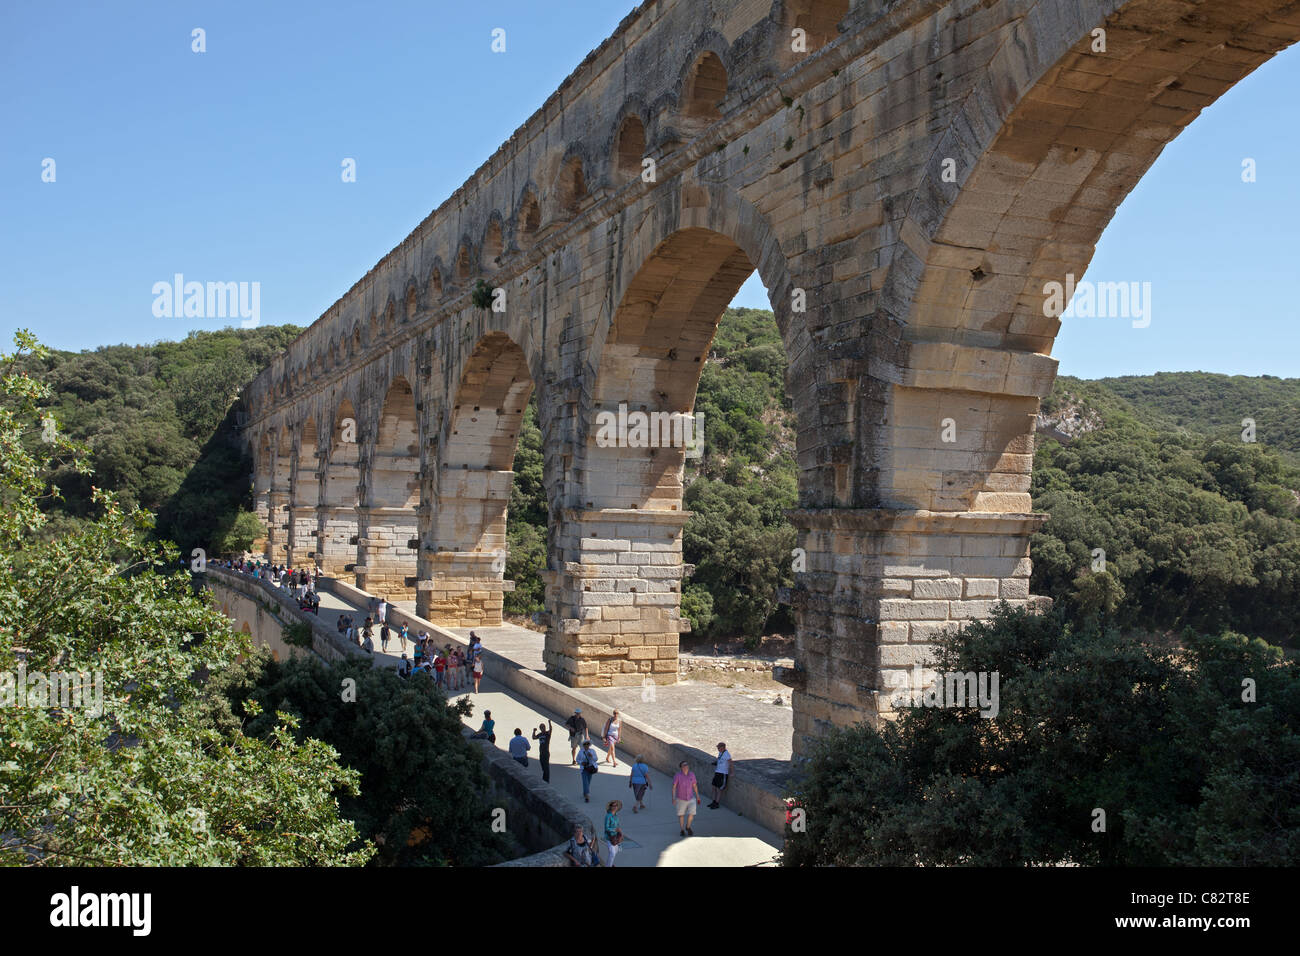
xmin=310 ymin=592 xmax=784 ymax=866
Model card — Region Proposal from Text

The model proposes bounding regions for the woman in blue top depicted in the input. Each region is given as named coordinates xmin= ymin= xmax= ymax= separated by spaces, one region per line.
xmin=470 ymin=709 xmax=496 ymax=743
xmin=604 ymin=800 xmax=623 ymax=867
xmin=628 ymin=755 xmax=652 ymax=812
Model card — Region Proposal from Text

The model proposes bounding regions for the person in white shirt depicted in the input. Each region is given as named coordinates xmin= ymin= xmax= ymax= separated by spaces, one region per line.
xmin=708 ymin=742 xmax=733 ymax=809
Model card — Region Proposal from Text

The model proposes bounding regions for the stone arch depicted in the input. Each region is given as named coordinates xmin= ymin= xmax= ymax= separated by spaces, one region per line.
xmin=891 ymin=0 xmax=1300 ymax=356
xmin=555 ymin=202 xmax=805 ymax=687
xmin=289 ymin=417 xmax=320 ymax=566
xmin=515 ymin=186 xmax=542 ymax=245
xmin=612 ymin=112 xmax=647 ymax=185
xmin=358 ymin=375 xmax=421 ymax=599
xmin=428 ymin=258 xmax=446 ymax=299
xmin=383 ymin=295 xmax=397 ymax=335
xmin=554 ymin=153 xmax=589 ymax=219
xmin=422 ymin=332 xmax=537 ymax=626
xmin=455 ymin=238 xmax=474 ymax=282
xmin=317 ymin=397 xmax=361 ymax=577
xmin=679 ymin=46 xmax=729 ymax=134
xmin=774 ymin=0 xmax=849 ymax=64
xmin=587 ymin=183 xmax=809 ymax=438
xmin=405 ymin=279 xmax=419 ymax=322
xmin=267 ymin=427 xmax=293 ymax=562
xmin=481 ymin=215 xmax=505 ymax=270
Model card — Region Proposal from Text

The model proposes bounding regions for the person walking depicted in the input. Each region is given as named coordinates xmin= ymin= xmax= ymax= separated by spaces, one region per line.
xmin=399 ymin=622 xmax=409 ymax=653
xmin=380 ymin=620 xmax=391 ymax=653
xmin=566 ymin=708 xmax=589 ymax=764
xmin=533 ymin=720 xmax=553 ymax=783
xmin=508 ymin=728 xmax=530 ymax=767
xmin=628 ymin=755 xmax=652 ymax=812
xmin=578 ymin=739 xmax=599 ymax=802
xmin=709 ymin=742 xmax=733 ymax=809
xmin=472 ymin=652 xmax=484 ymax=693
xmin=565 ymin=824 xmax=600 ymax=867
xmin=671 ymin=761 xmax=700 ymax=836
xmin=602 ymin=709 xmax=622 ymax=766
xmin=604 ymin=800 xmax=624 ymax=867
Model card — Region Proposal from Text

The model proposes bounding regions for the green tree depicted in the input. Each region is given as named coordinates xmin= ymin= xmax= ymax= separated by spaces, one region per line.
xmin=783 ymin=604 xmax=1300 ymax=867
xmin=210 ymin=652 xmax=511 ymax=866
xmin=0 ymin=331 xmax=370 ymax=866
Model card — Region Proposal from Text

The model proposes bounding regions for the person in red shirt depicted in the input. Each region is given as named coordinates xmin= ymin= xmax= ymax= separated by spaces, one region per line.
xmin=433 ymin=649 xmax=446 ymax=688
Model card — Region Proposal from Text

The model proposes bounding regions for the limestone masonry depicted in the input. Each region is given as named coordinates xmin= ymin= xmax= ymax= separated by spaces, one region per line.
xmin=240 ymin=0 xmax=1299 ymax=757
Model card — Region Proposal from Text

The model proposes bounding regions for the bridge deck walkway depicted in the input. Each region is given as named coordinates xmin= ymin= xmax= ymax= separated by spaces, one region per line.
xmin=304 ymin=587 xmax=782 ymax=867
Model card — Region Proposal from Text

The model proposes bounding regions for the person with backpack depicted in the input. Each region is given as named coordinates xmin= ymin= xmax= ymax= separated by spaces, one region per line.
xmin=566 ymin=708 xmax=589 ymax=764
xmin=577 ymin=739 xmax=599 ymax=802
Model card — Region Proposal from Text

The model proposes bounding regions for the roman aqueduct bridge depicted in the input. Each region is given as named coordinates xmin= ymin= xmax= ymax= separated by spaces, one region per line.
xmin=240 ymin=0 xmax=1299 ymax=756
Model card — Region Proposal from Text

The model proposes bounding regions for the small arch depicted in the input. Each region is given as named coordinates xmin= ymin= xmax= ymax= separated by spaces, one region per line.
xmin=780 ymin=0 xmax=848 ymax=58
xmin=481 ymin=217 xmax=504 ymax=270
xmin=683 ymin=51 xmax=727 ymax=124
xmin=428 ymin=259 xmax=445 ymax=298
xmin=614 ymin=115 xmax=647 ymax=185
xmin=384 ymin=296 xmax=396 ymax=334
xmin=516 ymin=188 xmax=541 ymax=244
xmin=556 ymin=156 xmax=588 ymax=217
xmin=405 ymin=281 xmax=418 ymax=322
xmin=456 ymin=240 xmax=473 ymax=281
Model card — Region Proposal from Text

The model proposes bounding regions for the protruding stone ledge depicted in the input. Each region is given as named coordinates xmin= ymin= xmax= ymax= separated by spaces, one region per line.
xmin=788 ymin=507 xmax=1048 ymax=536
xmin=561 ymin=507 xmax=693 ymax=527
xmin=898 ymin=341 xmax=1059 ymax=398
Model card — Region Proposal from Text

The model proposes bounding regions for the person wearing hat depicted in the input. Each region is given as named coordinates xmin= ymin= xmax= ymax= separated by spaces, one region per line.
xmin=565 ymin=707 xmax=589 ymax=764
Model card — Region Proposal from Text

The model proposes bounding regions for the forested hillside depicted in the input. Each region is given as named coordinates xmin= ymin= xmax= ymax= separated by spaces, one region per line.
xmin=23 ymin=325 xmax=302 ymax=551
xmin=25 ymin=313 xmax=1300 ymax=649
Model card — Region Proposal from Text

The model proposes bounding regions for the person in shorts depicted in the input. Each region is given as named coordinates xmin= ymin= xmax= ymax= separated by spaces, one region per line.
xmin=671 ymin=761 xmax=700 ymax=836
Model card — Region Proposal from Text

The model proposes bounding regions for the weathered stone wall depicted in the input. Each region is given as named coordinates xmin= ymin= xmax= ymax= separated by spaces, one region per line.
xmin=238 ymin=0 xmax=1300 ymax=756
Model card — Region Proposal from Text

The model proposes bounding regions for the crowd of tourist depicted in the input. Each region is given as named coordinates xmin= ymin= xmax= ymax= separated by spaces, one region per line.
xmin=216 ymin=555 xmax=744 ymax=867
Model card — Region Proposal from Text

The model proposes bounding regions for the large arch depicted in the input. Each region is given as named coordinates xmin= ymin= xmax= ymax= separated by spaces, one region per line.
xmin=251 ymin=432 xmax=273 ymax=558
xmin=420 ymin=333 xmax=536 ymax=627
xmin=550 ymin=217 xmax=805 ymax=688
xmin=287 ymin=418 xmax=319 ymax=567
xmin=317 ymin=398 xmax=361 ymax=578
xmin=266 ymin=428 xmax=293 ymax=563
xmin=357 ymin=376 xmax=422 ymax=600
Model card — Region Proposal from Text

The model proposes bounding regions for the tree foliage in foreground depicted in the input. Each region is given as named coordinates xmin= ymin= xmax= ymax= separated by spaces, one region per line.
xmin=207 ymin=653 xmax=511 ymax=866
xmin=0 ymin=331 xmax=369 ymax=866
xmin=782 ymin=604 xmax=1300 ymax=867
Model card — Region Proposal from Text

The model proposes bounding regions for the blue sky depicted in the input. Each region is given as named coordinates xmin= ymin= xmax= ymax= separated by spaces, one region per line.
xmin=2 ymin=1 xmax=1297 ymax=380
